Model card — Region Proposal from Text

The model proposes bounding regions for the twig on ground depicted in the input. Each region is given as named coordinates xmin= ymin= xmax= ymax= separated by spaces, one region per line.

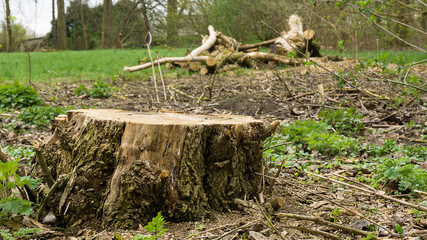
xmin=254 ymin=197 xmax=286 ymax=240
xmin=308 ymin=171 xmax=427 ymax=212
xmin=282 ymin=225 xmax=340 ymax=240
xmin=277 ymin=213 xmax=370 ymax=236
xmin=400 ymin=136 xmax=427 ymax=144
xmin=281 ymin=178 xmax=392 ymax=235
xmin=168 ymin=84 xmax=197 ymax=100
xmin=266 ymin=157 xmax=287 ymax=195
xmin=263 ymin=142 xmax=291 ymax=151
xmin=212 ymin=219 xmax=261 ymax=240
xmin=331 ymin=172 xmax=376 ymax=192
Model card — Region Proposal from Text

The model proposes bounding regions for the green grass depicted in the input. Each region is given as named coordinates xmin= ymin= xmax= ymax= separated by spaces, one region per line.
xmin=0 ymin=48 xmax=187 ymax=83
xmin=1 ymin=48 xmax=425 ymax=83
xmin=321 ymin=49 xmax=426 ymax=64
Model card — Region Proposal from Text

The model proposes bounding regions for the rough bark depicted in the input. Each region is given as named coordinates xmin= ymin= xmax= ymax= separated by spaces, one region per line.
xmin=166 ymin=0 xmax=178 ymax=45
xmin=42 ymin=109 xmax=274 ymax=229
xmin=115 ymin=0 xmax=139 ymax=48
xmin=101 ymin=0 xmax=113 ymax=48
xmin=72 ymin=0 xmax=88 ymax=50
xmin=140 ymin=0 xmax=150 ymax=44
xmin=51 ymin=0 xmax=57 ymax=46
xmin=56 ymin=0 xmax=68 ymax=50
xmin=5 ymin=0 xmax=13 ymax=52
xmin=238 ymin=39 xmax=276 ymax=52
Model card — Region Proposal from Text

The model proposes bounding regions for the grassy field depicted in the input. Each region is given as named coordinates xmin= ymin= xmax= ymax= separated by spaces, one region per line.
xmin=320 ymin=49 xmax=426 ymax=64
xmin=1 ymin=48 xmax=425 ymax=84
xmin=0 ymin=48 xmax=187 ymax=84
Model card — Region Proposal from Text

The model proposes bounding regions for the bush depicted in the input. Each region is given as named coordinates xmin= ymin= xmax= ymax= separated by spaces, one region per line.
xmin=0 ymin=83 xmax=42 ymax=109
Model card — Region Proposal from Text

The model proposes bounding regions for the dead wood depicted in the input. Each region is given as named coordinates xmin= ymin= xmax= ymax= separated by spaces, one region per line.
xmin=123 ymin=15 xmax=317 ymax=74
xmin=277 ymin=213 xmax=370 ymax=236
xmin=269 ymin=197 xmax=284 ymax=211
xmin=238 ymin=39 xmax=276 ymax=51
xmin=283 ymin=225 xmax=340 ymax=240
xmin=189 ymin=62 xmax=201 ymax=72
xmin=37 ymin=174 xmax=69 ymax=222
xmin=34 ymin=141 xmax=55 ymax=188
xmin=309 ymin=172 xmax=427 ymax=212
xmin=124 ymin=56 xmax=209 ymax=72
xmin=0 ymin=145 xmax=10 ymax=163
xmin=124 ymin=25 xmax=217 ymax=72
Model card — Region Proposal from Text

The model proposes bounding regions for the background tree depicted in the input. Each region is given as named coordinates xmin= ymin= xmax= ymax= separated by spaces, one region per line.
xmin=71 ymin=0 xmax=89 ymax=50
xmin=165 ymin=0 xmax=178 ymax=45
xmin=5 ymin=0 xmax=13 ymax=52
xmin=51 ymin=0 xmax=57 ymax=47
xmin=57 ymin=0 xmax=68 ymax=50
xmin=101 ymin=0 xmax=113 ymax=48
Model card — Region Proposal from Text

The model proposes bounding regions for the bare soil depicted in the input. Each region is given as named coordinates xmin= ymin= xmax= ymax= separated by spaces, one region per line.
xmin=1 ymin=57 xmax=426 ymax=239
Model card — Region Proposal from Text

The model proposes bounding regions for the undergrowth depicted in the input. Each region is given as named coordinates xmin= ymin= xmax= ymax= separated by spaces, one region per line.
xmin=0 ymin=83 xmax=42 ymax=109
xmin=73 ymin=80 xmax=112 ymax=98
xmin=264 ymin=108 xmax=427 ymax=193
xmin=16 ymin=105 xmax=71 ymax=129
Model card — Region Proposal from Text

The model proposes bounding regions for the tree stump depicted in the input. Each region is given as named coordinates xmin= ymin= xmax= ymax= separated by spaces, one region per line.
xmin=42 ymin=109 xmax=276 ymax=229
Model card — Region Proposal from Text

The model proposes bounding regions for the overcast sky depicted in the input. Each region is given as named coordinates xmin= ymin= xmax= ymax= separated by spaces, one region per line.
xmin=0 ymin=0 xmax=113 ymax=38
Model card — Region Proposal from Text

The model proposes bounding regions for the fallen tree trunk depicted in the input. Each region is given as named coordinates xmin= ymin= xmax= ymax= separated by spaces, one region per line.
xmin=42 ymin=109 xmax=277 ymax=229
xmin=238 ymin=39 xmax=276 ymax=51
xmin=124 ymin=56 xmax=209 ymax=72
xmin=123 ymin=25 xmax=217 ymax=72
xmin=123 ymin=15 xmax=318 ymax=74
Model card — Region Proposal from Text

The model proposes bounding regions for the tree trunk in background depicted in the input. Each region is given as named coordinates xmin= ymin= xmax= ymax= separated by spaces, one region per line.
xmin=57 ymin=0 xmax=68 ymax=50
xmin=5 ymin=0 xmax=13 ymax=52
xmin=140 ymin=0 xmax=150 ymax=45
xmin=51 ymin=0 xmax=57 ymax=47
xmin=76 ymin=0 xmax=89 ymax=50
xmin=166 ymin=0 xmax=178 ymax=45
xmin=101 ymin=0 xmax=113 ymax=48
xmin=115 ymin=0 xmax=139 ymax=48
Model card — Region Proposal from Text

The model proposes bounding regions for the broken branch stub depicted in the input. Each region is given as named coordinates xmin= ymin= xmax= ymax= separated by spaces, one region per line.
xmin=42 ymin=109 xmax=276 ymax=229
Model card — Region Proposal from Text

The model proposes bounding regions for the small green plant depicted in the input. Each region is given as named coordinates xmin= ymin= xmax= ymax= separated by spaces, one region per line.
xmin=0 ymin=228 xmax=42 ymax=240
xmin=16 ymin=105 xmax=71 ymax=129
xmin=0 ymin=229 xmax=13 ymax=240
xmin=90 ymin=80 xmax=111 ymax=98
xmin=330 ymin=206 xmax=343 ymax=223
xmin=13 ymin=228 xmax=42 ymax=238
xmin=131 ymin=212 xmax=168 ymax=240
xmin=361 ymin=232 xmax=377 ymax=240
xmin=394 ymin=223 xmax=404 ymax=238
xmin=73 ymin=85 xmax=89 ymax=96
xmin=0 ymin=158 xmax=40 ymax=217
xmin=376 ymin=157 xmax=427 ymax=192
xmin=318 ymin=108 xmax=364 ymax=135
xmin=337 ymin=40 xmax=344 ymax=53
xmin=73 ymin=80 xmax=111 ymax=98
xmin=0 ymin=83 xmax=42 ymax=109
xmin=280 ymin=120 xmax=360 ymax=156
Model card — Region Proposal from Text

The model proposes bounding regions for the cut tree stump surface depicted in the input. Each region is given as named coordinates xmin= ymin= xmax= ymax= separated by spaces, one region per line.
xmin=43 ymin=109 xmax=275 ymax=230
